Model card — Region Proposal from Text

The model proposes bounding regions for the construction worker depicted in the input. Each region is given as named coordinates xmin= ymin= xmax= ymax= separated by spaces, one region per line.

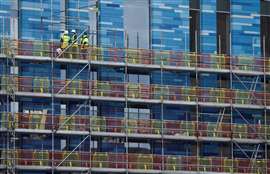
xmin=70 ymin=29 xmax=78 ymax=58
xmin=80 ymin=32 xmax=89 ymax=59
xmin=60 ymin=30 xmax=71 ymax=58
xmin=60 ymin=30 xmax=70 ymax=50
xmin=56 ymin=31 xmax=64 ymax=55
xmin=70 ymin=29 xmax=78 ymax=45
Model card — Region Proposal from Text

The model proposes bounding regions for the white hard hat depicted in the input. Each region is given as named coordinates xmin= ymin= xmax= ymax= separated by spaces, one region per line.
xmin=71 ymin=29 xmax=76 ymax=33
xmin=64 ymin=30 xmax=69 ymax=34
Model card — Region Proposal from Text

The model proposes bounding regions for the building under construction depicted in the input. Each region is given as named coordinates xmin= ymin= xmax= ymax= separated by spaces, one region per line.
xmin=1 ymin=0 xmax=270 ymax=173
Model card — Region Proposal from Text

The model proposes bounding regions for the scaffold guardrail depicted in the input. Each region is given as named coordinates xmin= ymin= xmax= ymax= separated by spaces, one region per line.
xmin=0 ymin=112 xmax=268 ymax=140
xmin=1 ymin=39 xmax=269 ymax=73
xmin=0 ymin=149 xmax=267 ymax=173
xmin=0 ymin=76 xmax=267 ymax=106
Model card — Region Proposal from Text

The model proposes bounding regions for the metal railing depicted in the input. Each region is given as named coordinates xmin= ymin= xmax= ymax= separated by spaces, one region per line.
xmin=0 ymin=112 xmax=268 ymax=140
xmin=0 ymin=76 xmax=266 ymax=106
xmin=0 ymin=149 xmax=267 ymax=173
xmin=1 ymin=39 xmax=269 ymax=73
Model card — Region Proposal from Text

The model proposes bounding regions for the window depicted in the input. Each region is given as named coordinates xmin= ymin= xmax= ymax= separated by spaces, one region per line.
xmin=98 ymin=0 xmax=124 ymax=48
xmin=233 ymin=109 xmax=264 ymax=124
xmin=200 ymin=107 xmax=224 ymax=123
xmin=91 ymin=106 xmax=97 ymax=116
xmin=19 ymin=0 xmax=61 ymax=40
xmin=164 ymin=141 xmax=193 ymax=156
xmin=151 ymin=0 xmax=189 ymax=51
xmin=100 ymin=102 xmax=124 ymax=117
xmin=99 ymin=67 xmax=124 ymax=82
xmin=201 ymin=143 xmax=220 ymax=156
xmin=101 ymin=138 xmax=125 ymax=153
xmin=232 ymin=76 xmax=263 ymax=92
xmin=69 ymin=103 xmax=97 ymax=116
xmin=151 ymin=71 xmax=190 ymax=86
xmin=125 ymin=108 xmax=150 ymax=120
xmin=91 ymin=140 xmax=98 ymax=151
xmin=231 ymin=0 xmax=261 ymax=56
xmin=233 ymin=144 xmax=264 ymax=159
xmin=128 ymin=74 xmax=150 ymax=84
xmin=201 ymin=0 xmax=217 ymax=53
xmin=163 ymin=105 xmax=193 ymax=121
xmin=60 ymin=104 xmax=66 ymax=115
xmin=21 ymin=135 xmax=51 ymax=150
xmin=128 ymin=142 xmax=151 ymax=153
xmin=91 ymin=71 xmax=97 ymax=81
xmin=60 ymin=69 xmax=66 ymax=80
xmin=199 ymin=73 xmax=218 ymax=87
xmin=66 ymin=0 xmax=90 ymax=33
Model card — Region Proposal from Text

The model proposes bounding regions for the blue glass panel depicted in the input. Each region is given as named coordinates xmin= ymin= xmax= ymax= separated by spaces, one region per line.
xmin=200 ymin=0 xmax=217 ymax=53
xmin=66 ymin=0 xmax=90 ymax=33
xmin=19 ymin=0 xmax=61 ymax=40
xmin=163 ymin=105 xmax=192 ymax=121
xmin=233 ymin=109 xmax=264 ymax=124
xmin=232 ymin=76 xmax=263 ymax=91
xmin=151 ymin=0 xmax=189 ymax=51
xmin=0 ymin=0 xmax=14 ymax=36
xmin=98 ymin=67 xmax=124 ymax=82
xmin=201 ymin=142 xmax=220 ymax=156
xmin=231 ymin=0 xmax=261 ymax=56
xmin=151 ymin=71 xmax=190 ymax=86
xmin=199 ymin=73 xmax=218 ymax=88
xmin=99 ymin=102 xmax=124 ymax=117
xmin=164 ymin=141 xmax=192 ymax=156
xmin=99 ymin=0 xmax=124 ymax=48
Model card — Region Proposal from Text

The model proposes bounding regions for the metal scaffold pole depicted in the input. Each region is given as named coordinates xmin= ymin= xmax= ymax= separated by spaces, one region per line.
xmin=263 ymin=35 xmax=267 ymax=173
xmin=159 ymin=31 xmax=165 ymax=172
xmin=161 ymin=37 xmax=164 ymax=172
xmin=229 ymin=31 xmax=234 ymax=173
xmin=87 ymin=5 xmax=94 ymax=173
xmin=50 ymin=0 xmax=55 ymax=173
xmin=195 ymin=29 xmax=200 ymax=172
xmin=124 ymin=30 xmax=128 ymax=174
xmin=87 ymin=26 xmax=92 ymax=174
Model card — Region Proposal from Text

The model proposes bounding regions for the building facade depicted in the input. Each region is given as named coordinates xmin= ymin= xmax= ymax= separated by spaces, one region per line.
xmin=0 ymin=0 xmax=270 ymax=174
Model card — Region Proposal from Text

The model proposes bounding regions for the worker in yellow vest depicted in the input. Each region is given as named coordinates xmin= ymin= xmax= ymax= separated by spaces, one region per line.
xmin=80 ymin=32 xmax=89 ymax=59
xmin=70 ymin=29 xmax=78 ymax=45
xmin=60 ymin=30 xmax=71 ymax=58
xmin=60 ymin=30 xmax=70 ymax=50
xmin=70 ymin=29 xmax=78 ymax=58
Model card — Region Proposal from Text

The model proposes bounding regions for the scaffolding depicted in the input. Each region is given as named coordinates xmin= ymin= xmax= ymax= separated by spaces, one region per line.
xmin=0 ymin=37 xmax=269 ymax=174
xmin=0 ymin=1 xmax=270 ymax=174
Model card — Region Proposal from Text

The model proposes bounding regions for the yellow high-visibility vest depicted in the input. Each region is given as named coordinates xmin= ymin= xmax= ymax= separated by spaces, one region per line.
xmin=80 ymin=36 xmax=89 ymax=49
xmin=61 ymin=34 xmax=70 ymax=49
xmin=71 ymin=34 xmax=78 ymax=46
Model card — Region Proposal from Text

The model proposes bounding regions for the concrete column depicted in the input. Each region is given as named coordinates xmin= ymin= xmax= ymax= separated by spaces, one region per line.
xmin=60 ymin=0 xmax=66 ymax=31
xmin=10 ymin=0 xmax=19 ymax=39
xmin=89 ymin=0 xmax=97 ymax=45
